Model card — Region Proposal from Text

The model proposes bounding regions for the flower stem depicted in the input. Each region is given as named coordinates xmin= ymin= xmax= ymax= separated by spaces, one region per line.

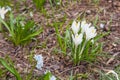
xmin=79 ymin=40 xmax=87 ymax=60
xmin=0 ymin=22 xmax=2 ymax=32
xmin=74 ymin=45 xmax=77 ymax=65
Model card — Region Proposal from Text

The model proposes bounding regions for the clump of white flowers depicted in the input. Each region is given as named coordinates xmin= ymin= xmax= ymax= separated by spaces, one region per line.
xmin=70 ymin=20 xmax=100 ymax=65
xmin=71 ymin=20 xmax=97 ymax=45
xmin=34 ymin=54 xmax=43 ymax=70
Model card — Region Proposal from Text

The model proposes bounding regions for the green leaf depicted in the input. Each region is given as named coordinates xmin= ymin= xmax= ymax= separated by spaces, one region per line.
xmin=0 ymin=58 xmax=22 ymax=80
xmin=32 ymin=0 xmax=46 ymax=9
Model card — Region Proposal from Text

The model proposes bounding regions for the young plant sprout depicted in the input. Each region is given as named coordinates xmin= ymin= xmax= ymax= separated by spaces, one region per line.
xmin=50 ymin=75 xmax=56 ymax=80
xmin=0 ymin=10 xmax=42 ymax=46
xmin=34 ymin=54 xmax=43 ymax=70
xmin=44 ymin=70 xmax=57 ymax=80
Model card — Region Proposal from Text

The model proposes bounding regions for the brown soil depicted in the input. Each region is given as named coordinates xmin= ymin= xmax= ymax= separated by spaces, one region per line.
xmin=0 ymin=0 xmax=120 ymax=80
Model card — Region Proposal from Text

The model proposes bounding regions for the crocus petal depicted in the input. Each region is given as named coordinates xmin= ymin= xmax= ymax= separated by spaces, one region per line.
xmin=81 ymin=22 xmax=91 ymax=34
xmin=72 ymin=33 xmax=83 ymax=46
xmin=85 ymin=26 xmax=97 ymax=40
xmin=81 ymin=20 xmax=86 ymax=28
xmin=0 ymin=14 xmax=5 ymax=19
xmin=71 ymin=20 xmax=80 ymax=34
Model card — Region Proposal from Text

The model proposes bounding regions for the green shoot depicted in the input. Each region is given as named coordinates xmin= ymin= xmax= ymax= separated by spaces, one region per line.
xmin=32 ymin=0 xmax=46 ymax=10
xmin=0 ymin=12 xmax=42 ymax=46
xmin=0 ymin=58 xmax=22 ymax=80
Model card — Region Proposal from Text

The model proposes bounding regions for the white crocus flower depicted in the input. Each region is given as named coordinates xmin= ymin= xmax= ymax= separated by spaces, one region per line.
xmin=72 ymin=33 xmax=83 ymax=46
xmin=81 ymin=20 xmax=86 ymax=30
xmin=34 ymin=54 xmax=43 ymax=70
xmin=85 ymin=26 xmax=97 ymax=41
xmin=81 ymin=21 xmax=91 ymax=34
xmin=0 ymin=7 xmax=9 ymax=19
xmin=71 ymin=20 xmax=80 ymax=34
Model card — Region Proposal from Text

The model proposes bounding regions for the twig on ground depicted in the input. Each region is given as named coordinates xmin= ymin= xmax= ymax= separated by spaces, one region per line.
xmin=106 ymin=52 xmax=120 ymax=65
